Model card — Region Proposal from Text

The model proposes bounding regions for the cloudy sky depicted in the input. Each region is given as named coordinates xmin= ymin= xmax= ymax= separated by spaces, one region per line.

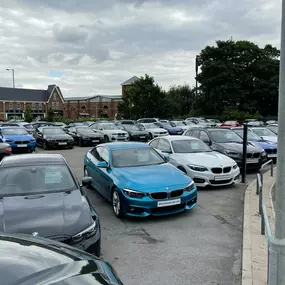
xmin=0 ymin=0 xmax=281 ymax=97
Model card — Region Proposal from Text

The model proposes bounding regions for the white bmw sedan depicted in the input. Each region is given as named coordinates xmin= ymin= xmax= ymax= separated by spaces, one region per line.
xmin=149 ymin=136 xmax=240 ymax=187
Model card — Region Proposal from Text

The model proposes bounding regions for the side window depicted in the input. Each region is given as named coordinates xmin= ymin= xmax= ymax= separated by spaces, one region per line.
xmin=185 ymin=130 xmax=193 ymax=137
xmin=191 ymin=130 xmax=200 ymax=137
xmin=91 ymin=124 xmax=98 ymax=130
xmin=157 ymin=139 xmax=171 ymax=152
xmin=200 ymin=131 xmax=210 ymax=142
xmin=149 ymin=138 xmax=159 ymax=148
xmin=91 ymin=146 xmax=103 ymax=161
xmin=101 ymin=148 xmax=110 ymax=164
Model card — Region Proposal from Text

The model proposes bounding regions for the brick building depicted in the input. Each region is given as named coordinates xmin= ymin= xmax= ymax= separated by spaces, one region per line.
xmin=0 ymin=77 xmax=140 ymax=120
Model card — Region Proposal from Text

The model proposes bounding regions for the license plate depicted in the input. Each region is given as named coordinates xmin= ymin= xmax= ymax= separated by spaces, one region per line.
xmin=140 ymin=136 xmax=145 ymax=139
xmin=58 ymin=142 xmax=67 ymax=145
xmin=214 ymin=175 xmax=230 ymax=181
xmin=157 ymin=198 xmax=181 ymax=207
xmin=17 ymin=144 xmax=27 ymax=147
xmin=92 ymin=140 xmax=99 ymax=142
xmin=247 ymin=159 xmax=259 ymax=164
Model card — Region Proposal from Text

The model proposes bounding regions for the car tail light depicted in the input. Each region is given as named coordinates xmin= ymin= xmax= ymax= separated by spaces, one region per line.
xmin=4 ymin=147 xmax=12 ymax=152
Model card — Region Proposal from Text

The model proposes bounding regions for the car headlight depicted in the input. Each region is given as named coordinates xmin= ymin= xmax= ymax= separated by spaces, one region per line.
xmin=3 ymin=139 xmax=12 ymax=143
xmin=188 ymin=165 xmax=208 ymax=172
xmin=46 ymin=137 xmax=55 ymax=142
xmin=123 ymin=188 xmax=147 ymax=199
xmin=72 ymin=221 xmax=97 ymax=244
xmin=233 ymin=163 xmax=238 ymax=169
xmin=224 ymin=150 xmax=241 ymax=157
xmin=68 ymin=137 xmax=74 ymax=141
xmin=261 ymin=150 xmax=267 ymax=157
xmin=184 ymin=181 xmax=195 ymax=191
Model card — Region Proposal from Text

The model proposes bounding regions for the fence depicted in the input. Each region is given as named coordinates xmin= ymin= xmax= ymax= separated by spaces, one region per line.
xmin=255 ymin=159 xmax=274 ymax=284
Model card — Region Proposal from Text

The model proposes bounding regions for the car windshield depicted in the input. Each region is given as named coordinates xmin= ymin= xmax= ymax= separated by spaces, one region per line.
xmin=172 ymin=121 xmax=186 ymax=126
xmin=160 ymin=123 xmax=172 ymax=128
xmin=124 ymin=125 xmax=141 ymax=131
xmin=0 ymin=165 xmax=76 ymax=195
xmin=234 ymin=129 xmax=261 ymax=141
xmin=172 ymin=139 xmax=212 ymax=153
xmin=112 ymin=147 xmax=165 ymax=167
xmin=144 ymin=123 xmax=157 ymax=129
xmin=102 ymin=124 xmax=117 ymax=130
xmin=76 ymin=127 xmax=95 ymax=134
xmin=267 ymin=125 xmax=278 ymax=134
xmin=2 ymin=128 xmax=28 ymax=135
xmin=43 ymin=128 xmax=65 ymax=135
xmin=252 ymin=128 xmax=276 ymax=137
xmin=23 ymin=124 xmax=34 ymax=129
xmin=209 ymin=129 xmax=243 ymax=143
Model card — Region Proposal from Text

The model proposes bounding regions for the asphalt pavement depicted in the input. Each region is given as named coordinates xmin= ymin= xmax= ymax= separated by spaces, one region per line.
xmin=35 ymin=146 xmax=255 ymax=285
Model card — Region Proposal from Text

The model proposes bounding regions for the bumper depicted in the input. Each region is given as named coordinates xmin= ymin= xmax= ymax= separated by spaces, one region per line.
xmin=233 ymin=156 xmax=267 ymax=169
xmin=267 ymin=153 xmax=277 ymax=159
xmin=10 ymin=142 xmax=36 ymax=151
xmin=189 ymin=168 xmax=240 ymax=187
xmin=110 ymin=136 xmax=129 ymax=141
xmin=82 ymin=138 xmax=104 ymax=145
xmin=152 ymin=133 xmax=168 ymax=138
xmin=121 ymin=188 xmax=197 ymax=217
xmin=46 ymin=141 xmax=74 ymax=148
xmin=130 ymin=135 xmax=149 ymax=141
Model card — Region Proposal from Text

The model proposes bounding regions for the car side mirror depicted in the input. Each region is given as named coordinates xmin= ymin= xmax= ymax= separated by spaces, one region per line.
xmin=163 ymin=153 xmax=170 ymax=161
xmin=97 ymin=161 xmax=108 ymax=168
xmin=38 ymin=132 xmax=43 ymax=137
xmin=162 ymin=149 xmax=172 ymax=154
xmin=82 ymin=176 xmax=92 ymax=186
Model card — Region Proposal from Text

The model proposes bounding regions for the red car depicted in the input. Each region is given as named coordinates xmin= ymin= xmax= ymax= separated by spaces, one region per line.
xmin=220 ymin=120 xmax=242 ymax=128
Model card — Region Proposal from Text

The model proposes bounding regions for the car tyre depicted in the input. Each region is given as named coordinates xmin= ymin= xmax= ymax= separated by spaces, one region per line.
xmin=112 ymin=189 xmax=124 ymax=218
xmin=43 ymin=141 xmax=48 ymax=150
xmin=149 ymin=132 xmax=153 ymax=139
xmin=79 ymin=138 xmax=84 ymax=147
xmin=104 ymin=135 xmax=109 ymax=143
xmin=68 ymin=145 xmax=74 ymax=149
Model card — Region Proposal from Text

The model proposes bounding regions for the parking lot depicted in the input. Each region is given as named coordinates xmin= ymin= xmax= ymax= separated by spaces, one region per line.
xmin=34 ymin=146 xmax=251 ymax=285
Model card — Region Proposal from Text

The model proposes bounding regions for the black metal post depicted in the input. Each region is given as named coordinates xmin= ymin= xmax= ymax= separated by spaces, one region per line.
xmin=195 ymin=56 xmax=199 ymax=96
xmin=241 ymin=124 xmax=248 ymax=183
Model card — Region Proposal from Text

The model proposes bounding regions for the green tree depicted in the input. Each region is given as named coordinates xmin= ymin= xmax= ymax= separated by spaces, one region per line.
xmin=118 ymin=74 xmax=168 ymax=119
xmin=24 ymin=104 xmax=33 ymax=122
xmin=46 ymin=108 xmax=55 ymax=122
xmin=196 ymin=40 xmax=279 ymax=116
xmin=166 ymin=85 xmax=195 ymax=118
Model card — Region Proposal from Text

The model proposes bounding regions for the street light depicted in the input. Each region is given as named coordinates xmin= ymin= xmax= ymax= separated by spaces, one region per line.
xmin=6 ymin=68 xmax=15 ymax=88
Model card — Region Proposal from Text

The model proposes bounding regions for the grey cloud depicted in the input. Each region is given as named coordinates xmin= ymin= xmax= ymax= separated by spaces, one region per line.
xmin=53 ymin=23 xmax=89 ymax=43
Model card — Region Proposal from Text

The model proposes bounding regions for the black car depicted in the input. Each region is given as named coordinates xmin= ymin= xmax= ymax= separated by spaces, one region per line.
xmin=119 ymin=119 xmax=135 ymax=125
xmin=67 ymin=126 xmax=104 ymax=146
xmin=0 ymin=154 xmax=101 ymax=256
xmin=35 ymin=126 xmax=74 ymax=149
xmin=0 ymin=233 xmax=123 ymax=285
xmin=183 ymin=127 xmax=267 ymax=169
xmin=122 ymin=124 xmax=149 ymax=141
xmin=0 ymin=142 xmax=11 ymax=160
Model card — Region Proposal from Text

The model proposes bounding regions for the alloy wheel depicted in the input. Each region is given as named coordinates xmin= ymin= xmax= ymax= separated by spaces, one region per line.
xmin=112 ymin=191 xmax=121 ymax=216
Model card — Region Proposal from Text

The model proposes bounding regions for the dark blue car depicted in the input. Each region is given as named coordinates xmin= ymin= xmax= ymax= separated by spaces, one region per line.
xmin=84 ymin=142 xmax=197 ymax=218
xmin=232 ymin=128 xmax=277 ymax=160
xmin=0 ymin=127 xmax=36 ymax=152
xmin=154 ymin=121 xmax=184 ymax=135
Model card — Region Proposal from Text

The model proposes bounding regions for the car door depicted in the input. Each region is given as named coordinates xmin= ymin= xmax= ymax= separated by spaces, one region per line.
xmin=86 ymin=146 xmax=104 ymax=191
xmin=156 ymin=138 xmax=173 ymax=161
xmin=98 ymin=147 xmax=114 ymax=200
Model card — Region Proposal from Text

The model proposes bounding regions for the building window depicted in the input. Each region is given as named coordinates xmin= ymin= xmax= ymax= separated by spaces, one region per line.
xmin=9 ymin=102 xmax=13 ymax=109
xmin=55 ymin=102 xmax=59 ymax=109
xmin=32 ymin=103 xmax=36 ymax=110
xmin=51 ymin=102 xmax=55 ymax=109
xmin=38 ymin=103 xmax=42 ymax=110
xmin=16 ymin=102 xmax=20 ymax=110
xmin=81 ymin=106 xmax=86 ymax=110
xmin=53 ymin=92 xmax=57 ymax=100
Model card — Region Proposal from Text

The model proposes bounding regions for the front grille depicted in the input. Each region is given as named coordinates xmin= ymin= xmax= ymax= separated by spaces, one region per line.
xmin=159 ymin=132 xmax=166 ymax=134
xmin=212 ymin=167 xmax=222 ymax=174
xmin=170 ymin=189 xmax=184 ymax=198
xmin=47 ymin=235 xmax=72 ymax=244
xmin=247 ymin=153 xmax=253 ymax=158
xmin=253 ymin=152 xmax=260 ymax=159
xmin=56 ymin=139 xmax=68 ymax=142
xmin=117 ymin=133 xmax=125 ymax=136
xmin=209 ymin=179 xmax=232 ymax=185
xmin=14 ymin=140 xmax=30 ymax=144
xmin=223 ymin=166 xmax=231 ymax=173
xmin=150 ymin=192 xmax=168 ymax=200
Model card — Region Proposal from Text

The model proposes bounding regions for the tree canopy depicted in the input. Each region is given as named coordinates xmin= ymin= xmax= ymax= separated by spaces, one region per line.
xmin=118 ymin=40 xmax=279 ymax=120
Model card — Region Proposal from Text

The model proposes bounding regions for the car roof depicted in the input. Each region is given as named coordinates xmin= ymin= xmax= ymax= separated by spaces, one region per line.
xmin=102 ymin=142 xmax=149 ymax=150
xmin=156 ymin=135 xmax=199 ymax=142
xmin=1 ymin=154 xmax=65 ymax=167
xmin=0 ymin=126 xmax=26 ymax=129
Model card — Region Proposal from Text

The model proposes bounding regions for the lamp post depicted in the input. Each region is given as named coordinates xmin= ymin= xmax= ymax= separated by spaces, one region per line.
xmin=6 ymin=68 xmax=15 ymax=88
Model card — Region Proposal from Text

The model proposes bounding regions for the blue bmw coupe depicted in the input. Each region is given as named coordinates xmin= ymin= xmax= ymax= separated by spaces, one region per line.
xmin=84 ymin=142 xmax=197 ymax=218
